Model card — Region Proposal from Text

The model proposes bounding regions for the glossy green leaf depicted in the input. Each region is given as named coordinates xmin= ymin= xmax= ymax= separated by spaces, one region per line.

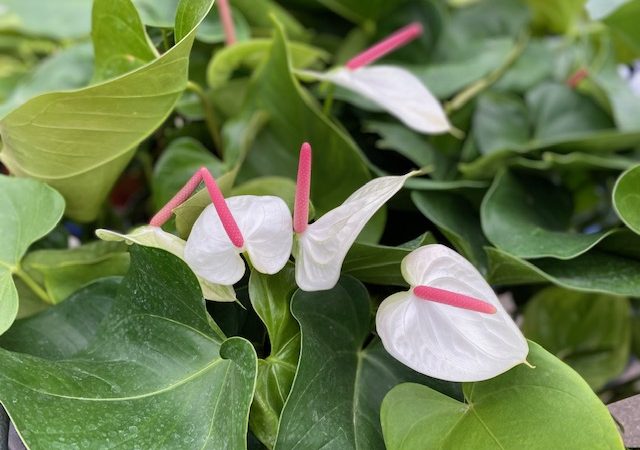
xmin=613 ymin=164 xmax=640 ymax=234
xmin=0 ymin=0 xmax=214 ymax=221
xmin=248 ymin=265 xmax=300 ymax=448
xmin=0 ymin=0 xmax=93 ymax=39
xmin=0 ymin=278 xmax=119 ymax=358
xmin=486 ymin=246 xmax=640 ymax=296
xmin=152 ymin=137 xmax=224 ymax=211
xmin=91 ymin=0 xmax=157 ymax=82
xmin=237 ymin=21 xmax=383 ymax=242
xmin=275 ymin=276 xmax=460 ymax=449
xmin=412 ymin=191 xmax=489 ymax=273
xmin=21 ymin=241 xmax=130 ymax=304
xmin=381 ymin=342 xmax=624 ymax=449
xmin=0 ymin=176 xmax=64 ymax=335
xmin=482 ymin=170 xmax=613 ymax=259
xmin=342 ymin=233 xmax=437 ymax=286
xmin=522 ymin=287 xmax=630 ymax=390
xmin=0 ymin=246 xmax=257 ymax=449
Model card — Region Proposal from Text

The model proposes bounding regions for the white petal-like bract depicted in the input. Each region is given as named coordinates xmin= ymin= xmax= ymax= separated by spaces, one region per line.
xmin=185 ymin=195 xmax=293 ymax=285
xmin=295 ymin=173 xmax=415 ymax=291
xmin=306 ymin=66 xmax=450 ymax=134
xmin=376 ymin=244 xmax=529 ymax=381
xmin=96 ymin=226 xmax=236 ymax=302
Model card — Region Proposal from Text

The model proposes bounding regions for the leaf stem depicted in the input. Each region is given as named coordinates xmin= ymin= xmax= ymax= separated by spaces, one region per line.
xmin=444 ymin=32 xmax=529 ymax=114
xmin=186 ymin=81 xmax=223 ymax=155
xmin=13 ymin=267 xmax=52 ymax=304
xmin=322 ymin=83 xmax=335 ymax=116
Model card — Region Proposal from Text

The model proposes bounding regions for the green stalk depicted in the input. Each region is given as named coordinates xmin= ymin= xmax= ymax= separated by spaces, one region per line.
xmin=14 ymin=267 xmax=52 ymax=304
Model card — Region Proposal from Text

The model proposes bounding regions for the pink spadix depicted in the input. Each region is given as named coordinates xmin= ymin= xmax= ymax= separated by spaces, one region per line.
xmin=346 ymin=22 xmax=423 ymax=70
xmin=293 ymin=142 xmax=312 ymax=234
xmin=217 ymin=0 xmax=236 ymax=46
xmin=149 ymin=167 xmax=244 ymax=248
xmin=413 ymin=285 xmax=497 ymax=314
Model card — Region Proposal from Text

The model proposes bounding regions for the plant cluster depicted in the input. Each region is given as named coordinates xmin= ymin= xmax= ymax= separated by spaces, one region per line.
xmin=0 ymin=0 xmax=638 ymax=448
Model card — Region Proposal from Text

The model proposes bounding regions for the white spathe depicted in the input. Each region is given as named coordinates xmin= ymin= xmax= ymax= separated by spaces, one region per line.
xmin=185 ymin=195 xmax=293 ymax=285
xmin=295 ymin=173 xmax=416 ymax=291
xmin=96 ymin=226 xmax=236 ymax=302
xmin=376 ymin=244 xmax=529 ymax=382
xmin=306 ymin=66 xmax=450 ymax=134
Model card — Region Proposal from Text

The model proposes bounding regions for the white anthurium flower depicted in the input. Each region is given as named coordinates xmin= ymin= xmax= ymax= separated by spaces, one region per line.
xmin=96 ymin=226 xmax=236 ymax=302
xmin=304 ymin=66 xmax=451 ymax=135
xmin=292 ymin=142 xmax=418 ymax=291
xmin=376 ymin=244 xmax=530 ymax=382
xmin=185 ymin=195 xmax=293 ymax=286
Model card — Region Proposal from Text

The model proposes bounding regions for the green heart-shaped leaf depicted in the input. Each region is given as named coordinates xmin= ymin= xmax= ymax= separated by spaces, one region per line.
xmin=381 ymin=342 xmax=624 ymax=449
xmin=0 ymin=175 xmax=64 ymax=335
xmin=0 ymin=246 xmax=257 ymax=448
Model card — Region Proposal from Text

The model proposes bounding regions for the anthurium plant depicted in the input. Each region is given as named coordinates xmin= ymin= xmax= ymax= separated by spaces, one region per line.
xmin=0 ymin=0 xmax=638 ymax=448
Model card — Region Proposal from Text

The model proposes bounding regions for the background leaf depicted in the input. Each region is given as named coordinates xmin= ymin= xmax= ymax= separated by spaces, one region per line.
xmin=522 ymin=287 xmax=631 ymax=390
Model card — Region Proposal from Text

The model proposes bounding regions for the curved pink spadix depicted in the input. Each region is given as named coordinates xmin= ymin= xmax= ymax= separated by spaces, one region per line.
xmin=413 ymin=285 xmax=497 ymax=315
xmin=293 ymin=142 xmax=312 ymax=234
xmin=346 ymin=22 xmax=423 ymax=70
xmin=199 ymin=168 xmax=244 ymax=248
xmin=217 ymin=0 xmax=236 ymax=46
xmin=149 ymin=167 xmax=244 ymax=248
xmin=149 ymin=171 xmax=203 ymax=227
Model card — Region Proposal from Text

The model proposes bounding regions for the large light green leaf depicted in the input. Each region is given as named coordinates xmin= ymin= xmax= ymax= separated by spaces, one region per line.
xmin=237 ymin=21 xmax=383 ymax=242
xmin=412 ymin=191 xmax=489 ymax=273
xmin=0 ymin=176 xmax=64 ymax=335
xmin=486 ymin=246 xmax=640 ymax=296
xmin=0 ymin=0 xmax=93 ymax=39
xmin=381 ymin=342 xmax=624 ymax=449
xmin=275 ymin=276 xmax=460 ymax=450
xmin=91 ymin=0 xmax=157 ymax=82
xmin=0 ymin=246 xmax=257 ymax=449
xmin=613 ymin=164 xmax=640 ymax=234
xmin=522 ymin=287 xmax=630 ymax=390
xmin=0 ymin=0 xmax=215 ymax=221
xmin=482 ymin=170 xmax=613 ymax=259
xmin=248 ymin=266 xmax=300 ymax=448
xmin=21 ymin=241 xmax=130 ymax=304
